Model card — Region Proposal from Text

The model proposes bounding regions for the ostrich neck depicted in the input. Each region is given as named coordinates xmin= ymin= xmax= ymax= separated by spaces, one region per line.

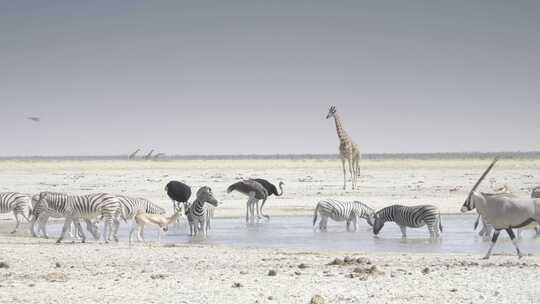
xmin=333 ymin=114 xmax=349 ymax=143
xmin=277 ymin=183 xmax=284 ymax=196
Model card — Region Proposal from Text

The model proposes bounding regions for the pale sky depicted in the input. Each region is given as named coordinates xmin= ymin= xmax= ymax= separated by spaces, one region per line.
xmin=1 ymin=1 xmax=539 ymax=156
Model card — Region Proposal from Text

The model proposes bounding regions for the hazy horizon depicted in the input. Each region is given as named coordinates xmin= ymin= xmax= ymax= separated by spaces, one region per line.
xmin=2 ymin=1 xmax=539 ymax=156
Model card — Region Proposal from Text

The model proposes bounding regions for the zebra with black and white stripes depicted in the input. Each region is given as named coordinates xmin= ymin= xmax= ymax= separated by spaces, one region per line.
xmin=111 ymin=195 xmax=166 ymax=241
xmin=30 ymin=192 xmax=96 ymax=240
xmin=188 ymin=186 xmax=219 ymax=238
xmin=0 ymin=192 xmax=31 ymax=233
xmin=36 ymin=192 xmax=121 ymax=243
xmin=372 ymin=204 xmax=443 ymax=239
xmin=313 ymin=199 xmax=374 ymax=232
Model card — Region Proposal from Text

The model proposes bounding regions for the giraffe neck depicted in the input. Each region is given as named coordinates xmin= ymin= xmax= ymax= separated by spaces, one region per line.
xmin=333 ymin=113 xmax=350 ymax=144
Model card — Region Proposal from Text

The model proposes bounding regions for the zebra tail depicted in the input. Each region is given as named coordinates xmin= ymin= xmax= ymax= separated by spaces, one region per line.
xmin=313 ymin=203 xmax=319 ymax=226
xmin=439 ymin=214 xmax=443 ymax=233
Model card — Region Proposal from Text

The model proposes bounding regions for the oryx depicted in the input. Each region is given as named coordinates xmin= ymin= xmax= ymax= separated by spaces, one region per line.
xmin=461 ymin=157 xmax=540 ymax=259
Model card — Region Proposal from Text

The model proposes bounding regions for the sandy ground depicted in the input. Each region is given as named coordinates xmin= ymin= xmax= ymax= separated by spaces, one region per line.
xmin=0 ymin=158 xmax=539 ymax=218
xmin=1 ymin=231 xmax=540 ymax=304
xmin=1 ymin=158 xmax=540 ymax=303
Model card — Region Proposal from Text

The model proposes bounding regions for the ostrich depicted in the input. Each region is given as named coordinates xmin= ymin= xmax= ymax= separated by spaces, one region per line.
xmin=251 ymin=178 xmax=284 ymax=220
xmin=143 ymin=150 xmax=154 ymax=160
xmin=128 ymin=149 xmax=141 ymax=160
xmin=227 ymin=180 xmax=268 ymax=224
xmin=165 ymin=181 xmax=192 ymax=214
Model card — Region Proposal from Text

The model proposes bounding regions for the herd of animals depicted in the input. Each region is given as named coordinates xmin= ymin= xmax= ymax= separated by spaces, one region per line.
xmin=0 ymin=158 xmax=539 ymax=260
xmin=1 ymin=107 xmax=540 ymax=260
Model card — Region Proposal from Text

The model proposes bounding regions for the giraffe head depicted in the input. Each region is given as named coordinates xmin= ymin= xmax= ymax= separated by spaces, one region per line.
xmin=326 ymin=105 xmax=337 ymax=119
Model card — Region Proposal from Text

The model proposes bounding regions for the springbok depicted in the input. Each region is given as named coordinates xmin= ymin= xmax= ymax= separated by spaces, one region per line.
xmin=129 ymin=210 xmax=182 ymax=244
xmin=461 ymin=158 xmax=540 ymax=259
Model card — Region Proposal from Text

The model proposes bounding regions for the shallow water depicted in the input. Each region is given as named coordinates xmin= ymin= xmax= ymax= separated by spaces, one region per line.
xmin=48 ymin=214 xmax=540 ymax=254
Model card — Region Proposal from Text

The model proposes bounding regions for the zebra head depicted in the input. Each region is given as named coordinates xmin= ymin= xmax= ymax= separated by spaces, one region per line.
xmin=461 ymin=157 xmax=499 ymax=213
xmin=372 ymin=213 xmax=385 ymax=235
xmin=196 ymin=186 xmax=219 ymax=207
xmin=326 ymin=105 xmax=337 ymax=119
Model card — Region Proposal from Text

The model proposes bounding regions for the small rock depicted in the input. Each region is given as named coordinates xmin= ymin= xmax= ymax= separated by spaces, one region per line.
xmin=344 ymin=256 xmax=353 ymax=264
xmin=239 ymin=271 xmax=248 ymax=275
xmin=310 ymin=294 xmax=325 ymax=304
xmin=421 ymin=267 xmax=430 ymax=275
xmin=232 ymin=282 xmax=243 ymax=288
xmin=150 ymin=274 xmax=167 ymax=280
xmin=450 ymin=288 xmax=458 ymax=292
xmin=55 ymin=262 xmax=61 ymax=268
xmin=294 ymin=271 xmax=301 ymax=276
xmin=267 ymin=296 xmax=274 ymax=300
xmin=268 ymin=270 xmax=277 ymax=276
xmin=0 ymin=262 xmax=9 ymax=269
xmin=28 ymin=283 xmax=35 ymax=287
xmin=298 ymin=263 xmax=309 ymax=269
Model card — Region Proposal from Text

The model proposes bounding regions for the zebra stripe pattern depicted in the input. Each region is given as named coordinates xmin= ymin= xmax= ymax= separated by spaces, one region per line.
xmin=30 ymin=192 xmax=70 ymax=238
xmin=373 ymin=204 xmax=443 ymax=239
xmin=313 ymin=199 xmax=374 ymax=231
xmin=0 ymin=192 xmax=31 ymax=233
xmin=189 ymin=186 xmax=219 ymax=237
xmin=36 ymin=192 xmax=121 ymax=243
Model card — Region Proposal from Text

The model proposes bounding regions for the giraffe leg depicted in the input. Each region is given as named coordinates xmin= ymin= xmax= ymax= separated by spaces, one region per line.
xmin=341 ymin=158 xmax=347 ymax=190
xmin=348 ymin=159 xmax=355 ymax=190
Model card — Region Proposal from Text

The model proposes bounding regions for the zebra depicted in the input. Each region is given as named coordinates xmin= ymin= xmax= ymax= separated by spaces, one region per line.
xmin=36 ymin=192 xmax=121 ymax=243
xmin=312 ymin=199 xmax=374 ymax=232
xmin=184 ymin=201 xmax=215 ymax=236
xmin=30 ymin=192 xmax=98 ymax=240
xmin=372 ymin=204 xmax=443 ymax=239
xmin=0 ymin=192 xmax=32 ymax=233
xmin=188 ymin=186 xmax=219 ymax=238
xmin=110 ymin=195 xmax=166 ymax=241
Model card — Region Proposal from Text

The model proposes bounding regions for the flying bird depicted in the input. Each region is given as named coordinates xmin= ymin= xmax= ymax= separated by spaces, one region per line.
xmin=27 ymin=117 xmax=41 ymax=122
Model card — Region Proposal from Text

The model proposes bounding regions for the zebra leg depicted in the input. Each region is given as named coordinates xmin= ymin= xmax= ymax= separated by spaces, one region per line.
xmin=74 ymin=220 xmax=86 ymax=243
xmin=320 ymin=217 xmax=328 ymax=231
xmin=399 ymin=225 xmax=407 ymax=238
xmin=112 ymin=217 xmax=120 ymax=242
xmin=483 ymin=230 xmax=501 ymax=259
xmin=29 ymin=214 xmax=38 ymax=237
xmin=202 ymin=220 xmax=207 ymax=238
xmin=40 ymin=215 xmax=49 ymax=239
xmin=57 ymin=217 xmax=73 ymax=243
xmin=11 ymin=212 xmax=21 ymax=234
xmin=506 ymin=228 xmax=523 ymax=258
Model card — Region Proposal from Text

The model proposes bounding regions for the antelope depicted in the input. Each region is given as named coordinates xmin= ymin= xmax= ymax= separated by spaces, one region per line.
xmin=461 ymin=158 xmax=540 ymax=259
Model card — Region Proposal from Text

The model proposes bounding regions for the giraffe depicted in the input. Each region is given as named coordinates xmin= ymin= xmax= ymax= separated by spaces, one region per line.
xmin=326 ymin=105 xmax=361 ymax=190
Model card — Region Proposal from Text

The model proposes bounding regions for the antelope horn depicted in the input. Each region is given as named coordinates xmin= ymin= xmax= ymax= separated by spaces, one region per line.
xmin=469 ymin=157 xmax=500 ymax=194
